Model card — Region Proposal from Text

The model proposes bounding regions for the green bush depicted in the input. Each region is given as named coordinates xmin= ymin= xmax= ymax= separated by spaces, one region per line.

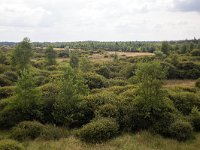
xmin=83 ymin=73 xmax=107 ymax=89
xmin=10 ymin=121 xmax=45 ymax=141
xmin=0 ymin=86 xmax=16 ymax=100
xmin=34 ymin=75 xmax=49 ymax=86
xmin=40 ymin=83 xmax=59 ymax=123
xmin=78 ymin=118 xmax=119 ymax=143
xmin=0 ymin=64 xmax=7 ymax=74
xmin=0 ymin=139 xmax=24 ymax=150
xmin=96 ymin=66 xmax=111 ymax=78
xmin=189 ymin=107 xmax=200 ymax=131
xmin=46 ymin=65 xmax=57 ymax=71
xmin=195 ymin=78 xmax=200 ymax=88
xmin=3 ymin=71 xmax=18 ymax=82
xmin=95 ymin=104 xmax=119 ymax=119
xmin=40 ymin=125 xmax=69 ymax=140
xmin=107 ymin=79 xmax=128 ymax=87
xmin=0 ymin=75 xmax=12 ymax=86
xmin=191 ymin=49 xmax=200 ymax=56
xmin=169 ymin=92 xmax=200 ymax=115
xmin=169 ymin=120 xmax=193 ymax=141
xmin=85 ymin=91 xmax=118 ymax=111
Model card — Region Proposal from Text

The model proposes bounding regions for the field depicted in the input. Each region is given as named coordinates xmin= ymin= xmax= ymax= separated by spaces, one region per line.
xmin=23 ymin=132 xmax=200 ymax=150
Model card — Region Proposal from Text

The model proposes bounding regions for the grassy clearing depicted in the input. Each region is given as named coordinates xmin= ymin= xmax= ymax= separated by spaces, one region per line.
xmin=108 ymin=51 xmax=154 ymax=57
xmin=23 ymin=131 xmax=200 ymax=150
xmin=164 ymin=80 xmax=196 ymax=88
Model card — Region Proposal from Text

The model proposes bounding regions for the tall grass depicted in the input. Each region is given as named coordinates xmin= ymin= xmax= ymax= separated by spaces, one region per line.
xmin=24 ymin=131 xmax=200 ymax=150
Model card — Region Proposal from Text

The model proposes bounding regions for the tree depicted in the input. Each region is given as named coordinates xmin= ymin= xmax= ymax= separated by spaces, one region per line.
xmin=135 ymin=62 xmax=166 ymax=104
xmin=132 ymin=62 xmax=173 ymax=131
xmin=80 ymin=57 xmax=93 ymax=72
xmin=69 ymin=52 xmax=79 ymax=68
xmin=53 ymin=66 xmax=89 ymax=127
xmin=12 ymin=37 xmax=32 ymax=70
xmin=0 ymin=51 xmax=6 ymax=64
xmin=14 ymin=70 xmax=42 ymax=120
xmin=161 ymin=41 xmax=170 ymax=55
xmin=45 ymin=45 xmax=56 ymax=65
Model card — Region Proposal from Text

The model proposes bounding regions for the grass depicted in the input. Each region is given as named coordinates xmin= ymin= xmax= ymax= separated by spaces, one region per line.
xmin=22 ymin=131 xmax=200 ymax=150
xmin=164 ymin=80 xmax=196 ymax=88
xmin=108 ymin=51 xmax=154 ymax=57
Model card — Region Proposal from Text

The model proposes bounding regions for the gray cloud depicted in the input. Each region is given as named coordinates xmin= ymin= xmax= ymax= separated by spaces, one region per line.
xmin=174 ymin=0 xmax=200 ymax=12
xmin=0 ymin=0 xmax=199 ymax=41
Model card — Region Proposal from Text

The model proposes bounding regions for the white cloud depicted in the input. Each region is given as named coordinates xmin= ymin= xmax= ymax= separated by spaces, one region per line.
xmin=0 ymin=0 xmax=199 ymax=41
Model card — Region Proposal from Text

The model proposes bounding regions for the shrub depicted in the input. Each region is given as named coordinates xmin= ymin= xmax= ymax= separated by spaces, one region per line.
xmin=0 ymin=86 xmax=16 ymax=100
xmin=3 ymin=71 xmax=18 ymax=82
xmin=83 ymin=73 xmax=107 ymax=89
xmin=169 ymin=92 xmax=200 ymax=115
xmin=40 ymin=125 xmax=69 ymax=140
xmin=107 ymin=79 xmax=128 ymax=87
xmin=0 ymin=139 xmax=24 ymax=150
xmin=191 ymin=49 xmax=200 ymax=56
xmin=95 ymin=104 xmax=119 ymax=119
xmin=0 ymin=75 xmax=12 ymax=86
xmin=0 ymin=64 xmax=7 ymax=74
xmin=34 ymin=75 xmax=49 ymax=86
xmin=189 ymin=107 xmax=200 ymax=131
xmin=96 ymin=66 xmax=111 ymax=78
xmin=169 ymin=120 xmax=193 ymax=141
xmin=10 ymin=121 xmax=45 ymax=141
xmin=78 ymin=118 xmax=119 ymax=143
xmin=85 ymin=91 xmax=118 ymax=111
xmin=195 ymin=78 xmax=200 ymax=88
xmin=40 ymin=83 xmax=59 ymax=123
xmin=46 ymin=65 xmax=57 ymax=71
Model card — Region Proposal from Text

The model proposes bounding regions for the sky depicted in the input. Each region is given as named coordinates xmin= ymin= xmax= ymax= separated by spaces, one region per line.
xmin=0 ymin=0 xmax=200 ymax=42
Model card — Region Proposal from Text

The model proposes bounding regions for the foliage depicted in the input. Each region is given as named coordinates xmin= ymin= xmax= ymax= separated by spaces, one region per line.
xmin=169 ymin=92 xmax=200 ymax=115
xmin=95 ymin=104 xmax=119 ymax=119
xmin=195 ymin=78 xmax=200 ymax=88
xmin=83 ymin=72 xmax=107 ymax=89
xmin=189 ymin=107 xmax=200 ymax=131
xmin=0 ymin=86 xmax=16 ymax=99
xmin=69 ymin=52 xmax=79 ymax=68
xmin=80 ymin=57 xmax=93 ymax=72
xmin=78 ymin=118 xmax=119 ymax=143
xmin=10 ymin=121 xmax=45 ymax=141
xmin=11 ymin=38 xmax=32 ymax=70
xmin=53 ymin=66 xmax=89 ymax=127
xmin=0 ymin=139 xmax=24 ymax=150
xmin=169 ymin=120 xmax=193 ymax=141
xmin=161 ymin=41 xmax=170 ymax=55
xmin=191 ymin=49 xmax=200 ymax=56
xmin=45 ymin=45 xmax=57 ymax=65
xmin=39 ymin=125 xmax=69 ymax=140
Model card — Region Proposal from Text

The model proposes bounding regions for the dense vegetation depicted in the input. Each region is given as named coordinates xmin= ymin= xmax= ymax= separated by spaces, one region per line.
xmin=0 ymin=38 xmax=200 ymax=149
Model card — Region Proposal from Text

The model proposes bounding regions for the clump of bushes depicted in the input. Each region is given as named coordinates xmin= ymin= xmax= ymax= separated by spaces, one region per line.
xmin=191 ymin=49 xmax=200 ymax=56
xmin=0 ymin=139 xmax=24 ymax=150
xmin=10 ymin=121 xmax=69 ymax=141
xmin=78 ymin=118 xmax=119 ymax=143
xmin=169 ymin=120 xmax=193 ymax=141
xmin=169 ymin=92 xmax=200 ymax=115
xmin=0 ymin=75 xmax=12 ymax=87
xmin=10 ymin=121 xmax=45 ymax=141
xmin=95 ymin=104 xmax=119 ymax=119
xmin=0 ymin=86 xmax=16 ymax=100
xmin=83 ymin=73 xmax=107 ymax=89
xmin=189 ymin=107 xmax=200 ymax=131
xmin=39 ymin=125 xmax=68 ymax=140
xmin=195 ymin=78 xmax=200 ymax=88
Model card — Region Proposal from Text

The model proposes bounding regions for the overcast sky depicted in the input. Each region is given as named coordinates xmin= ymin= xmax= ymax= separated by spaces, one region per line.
xmin=0 ymin=0 xmax=200 ymax=42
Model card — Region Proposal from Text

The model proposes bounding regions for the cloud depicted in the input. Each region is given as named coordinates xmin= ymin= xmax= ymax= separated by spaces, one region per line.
xmin=173 ymin=0 xmax=200 ymax=12
xmin=0 ymin=0 xmax=199 ymax=41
